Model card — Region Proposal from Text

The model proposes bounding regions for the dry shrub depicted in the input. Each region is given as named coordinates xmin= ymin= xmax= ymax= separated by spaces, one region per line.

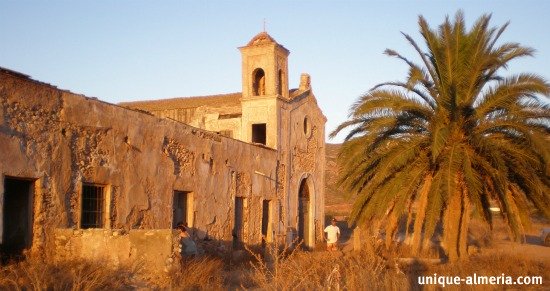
xmin=0 ymin=256 xmax=138 ymax=290
xmin=468 ymin=219 xmax=494 ymax=248
xmin=244 ymin=242 xmax=409 ymax=290
xmin=169 ymin=256 xmax=225 ymax=290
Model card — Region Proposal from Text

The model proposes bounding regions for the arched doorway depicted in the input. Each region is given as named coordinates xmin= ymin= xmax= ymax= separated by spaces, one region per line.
xmin=297 ymin=178 xmax=311 ymax=249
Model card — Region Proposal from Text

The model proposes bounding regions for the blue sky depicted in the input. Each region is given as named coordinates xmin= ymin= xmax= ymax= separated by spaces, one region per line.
xmin=1 ymin=1 xmax=549 ymax=142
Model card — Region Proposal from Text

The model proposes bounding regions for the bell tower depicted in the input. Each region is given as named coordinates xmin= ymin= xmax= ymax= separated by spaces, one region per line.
xmin=239 ymin=32 xmax=289 ymax=149
xmin=239 ymin=32 xmax=289 ymax=99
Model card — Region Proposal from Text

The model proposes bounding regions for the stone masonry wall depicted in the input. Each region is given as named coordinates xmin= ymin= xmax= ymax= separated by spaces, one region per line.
xmin=0 ymin=70 xmax=279 ymax=265
xmin=54 ymin=229 xmax=176 ymax=272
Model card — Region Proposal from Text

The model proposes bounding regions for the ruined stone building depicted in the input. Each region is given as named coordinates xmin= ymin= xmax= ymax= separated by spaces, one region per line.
xmin=0 ymin=32 xmax=326 ymax=267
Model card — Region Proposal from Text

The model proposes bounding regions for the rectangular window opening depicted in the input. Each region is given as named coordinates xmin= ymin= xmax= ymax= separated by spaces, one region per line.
xmin=81 ymin=184 xmax=105 ymax=229
xmin=252 ymin=123 xmax=266 ymax=145
xmin=173 ymin=191 xmax=193 ymax=228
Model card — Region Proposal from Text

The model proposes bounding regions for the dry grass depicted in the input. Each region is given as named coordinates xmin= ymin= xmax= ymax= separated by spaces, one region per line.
xmin=2 ymin=244 xmax=547 ymax=290
xmin=0 ymin=255 xmax=225 ymax=291
xmin=243 ymin=242 xmax=409 ymax=290
xmin=168 ymin=256 xmax=225 ymax=290
xmin=242 ymin=235 xmax=549 ymax=290
xmin=0 ymin=256 xmax=138 ymax=290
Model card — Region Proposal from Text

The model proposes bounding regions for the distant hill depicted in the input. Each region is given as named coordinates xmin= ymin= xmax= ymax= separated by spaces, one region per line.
xmin=325 ymin=143 xmax=352 ymax=216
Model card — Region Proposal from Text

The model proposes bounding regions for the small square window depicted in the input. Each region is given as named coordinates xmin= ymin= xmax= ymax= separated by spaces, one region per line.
xmin=81 ymin=184 xmax=105 ymax=229
xmin=252 ymin=123 xmax=267 ymax=145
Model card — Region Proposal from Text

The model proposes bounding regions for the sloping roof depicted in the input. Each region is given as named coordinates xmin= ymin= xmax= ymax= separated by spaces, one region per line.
xmin=119 ymin=88 xmax=318 ymax=112
xmin=119 ymin=92 xmax=242 ymax=111
xmin=247 ymin=32 xmax=278 ymax=46
xmin=243 ymin=32 xmax=289 ymax=53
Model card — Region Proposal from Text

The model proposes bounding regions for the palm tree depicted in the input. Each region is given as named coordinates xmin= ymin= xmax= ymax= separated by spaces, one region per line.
xmin=331 ymin=11 xmax=550 ymax=261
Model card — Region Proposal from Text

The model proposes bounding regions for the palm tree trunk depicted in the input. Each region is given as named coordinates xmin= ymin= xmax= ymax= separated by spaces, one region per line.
xmin=411 ymin=174 xmax=433 ymax=255
xmin=442 ymin=176 xmax=463 ymax=262
xmin=458 ymin=186 xmax=471 ymax=258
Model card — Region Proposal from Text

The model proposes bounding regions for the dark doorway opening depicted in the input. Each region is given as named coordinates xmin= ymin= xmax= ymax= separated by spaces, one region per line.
xmin=261 ymin=200 xmax=271 ymax=247
xmin=1 ymin=177 xmax=34 ymax=260
xmin=233 ymin=197 xmax=244 ymax=249
xmin=252 ymin=123 xmax=267 ymax=145
xmin=173 ymin=191 xmax=191 ymax=228
xmin=297 ymin=179 xmax=310 ymax=249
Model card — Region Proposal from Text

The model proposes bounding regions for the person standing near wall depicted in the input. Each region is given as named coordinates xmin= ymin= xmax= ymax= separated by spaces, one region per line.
xmin=177 ymin=223 xmax=198 ymax=266
xmin=324 ymin=218 xmax=341 ymax=251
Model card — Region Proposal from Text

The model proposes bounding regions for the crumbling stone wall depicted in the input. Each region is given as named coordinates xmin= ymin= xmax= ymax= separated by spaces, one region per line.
xmin=0 ymin=70 xmax=278 ymax=263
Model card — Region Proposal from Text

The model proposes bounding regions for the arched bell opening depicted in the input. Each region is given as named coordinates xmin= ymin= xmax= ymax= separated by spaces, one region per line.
xmin=252 ymin=68 xmax=266 ymax=96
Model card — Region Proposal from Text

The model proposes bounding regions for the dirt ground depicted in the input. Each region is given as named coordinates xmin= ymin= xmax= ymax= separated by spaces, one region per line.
xmin=490 ymin=220 xmax=550 ymax=261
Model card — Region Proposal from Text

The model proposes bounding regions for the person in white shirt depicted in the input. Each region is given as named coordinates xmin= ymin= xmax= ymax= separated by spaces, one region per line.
xmin=324 ymin=218 xmax=341 ymax=251
xmin=177 ymin=223 xmax=198 ymax=266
